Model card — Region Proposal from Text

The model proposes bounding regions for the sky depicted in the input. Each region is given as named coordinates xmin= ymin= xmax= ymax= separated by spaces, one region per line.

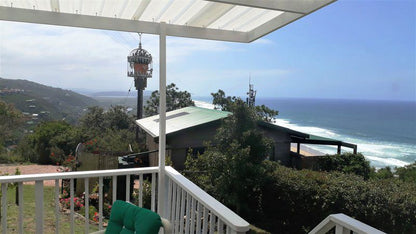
xmin=0 ymin=0 xmax=414 ymax=101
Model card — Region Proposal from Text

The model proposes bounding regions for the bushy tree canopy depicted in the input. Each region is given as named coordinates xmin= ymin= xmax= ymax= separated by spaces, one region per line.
xmin=0 ymin=100 xmax=23 ymax=149
xmin=144 ymin=83 xmax=194 ymax=116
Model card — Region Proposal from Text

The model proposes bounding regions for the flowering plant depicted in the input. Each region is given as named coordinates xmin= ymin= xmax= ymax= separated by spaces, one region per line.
xmin=83 ymin=138 xmax=100 ymax=153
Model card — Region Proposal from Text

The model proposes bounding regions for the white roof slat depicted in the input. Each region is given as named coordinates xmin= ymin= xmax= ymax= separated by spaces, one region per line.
xmin=236 ymin=9 xmax=283 ymax=32
xmin=187 ymin=2 xmax=234 ymax=28
xmin=0 ymin=0 xmax=336 ymax=42
xmin=173 ymin=1 xmax=208 ymax=26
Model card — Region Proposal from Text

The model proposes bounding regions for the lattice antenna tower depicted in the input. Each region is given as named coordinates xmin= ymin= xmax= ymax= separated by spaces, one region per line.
xmin=247 ymin=74 xmax=256 ymax=107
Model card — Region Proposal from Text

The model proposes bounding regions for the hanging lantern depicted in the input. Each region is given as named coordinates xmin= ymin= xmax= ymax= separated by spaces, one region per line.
xmin=127 ymin=34 xmax=153 ymax=89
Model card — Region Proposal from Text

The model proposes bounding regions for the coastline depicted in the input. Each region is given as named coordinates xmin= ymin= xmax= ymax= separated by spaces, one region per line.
xmin=290 ymin=144 xmax=324 ymax=157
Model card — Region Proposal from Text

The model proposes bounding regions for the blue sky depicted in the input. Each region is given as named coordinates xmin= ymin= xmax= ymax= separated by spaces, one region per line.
xmin=0 ymin=0 xmax=414 ymax=101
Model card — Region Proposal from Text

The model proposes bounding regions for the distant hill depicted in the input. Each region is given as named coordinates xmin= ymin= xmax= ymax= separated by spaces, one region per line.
xmin=90 ymin=90 xmax=153 ymax=97
xmin=0 ymin=78 xmax=98 ymax=124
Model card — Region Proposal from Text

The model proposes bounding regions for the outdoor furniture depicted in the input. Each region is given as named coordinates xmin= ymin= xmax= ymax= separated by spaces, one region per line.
xmin=90 ymin=200 xmax=171 ymax=234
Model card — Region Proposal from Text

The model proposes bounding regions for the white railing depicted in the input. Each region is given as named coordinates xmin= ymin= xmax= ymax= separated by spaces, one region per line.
xmin=309 ymin=213 xmax=386 ymax=234
xmin=164 ymin=167 xmax=250 ymax=234
xmin=0 ymin=166 xmax=250 ymax=234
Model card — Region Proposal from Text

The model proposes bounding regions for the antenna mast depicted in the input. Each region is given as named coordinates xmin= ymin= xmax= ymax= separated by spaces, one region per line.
xmin=246 ymin=74 xmax=256 ymax=107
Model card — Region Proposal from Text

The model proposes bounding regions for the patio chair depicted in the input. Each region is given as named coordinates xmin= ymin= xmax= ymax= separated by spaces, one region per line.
xmin=90 ymin=200 xmax=171 ymax=234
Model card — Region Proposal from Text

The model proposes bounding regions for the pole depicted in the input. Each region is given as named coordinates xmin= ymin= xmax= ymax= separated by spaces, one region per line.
xmin=136 ymin=88 xmax=143 ymax=141
xmin=157 ymin=22 xmax=167 ymax=217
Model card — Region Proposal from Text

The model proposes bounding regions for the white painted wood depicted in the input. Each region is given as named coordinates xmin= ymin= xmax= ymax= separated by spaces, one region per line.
xmin=151 ymin=173 xmax=156 ymax=212
xmin=0 ymin=167 xmax=159 ymax=183
xmin=0 ymin=6 xmax=247 ymax=42
xmin=185 ymin=193 xmax=191 ymax=234
xmin=309 ymin=213 xmax=386 ymax=234
xmin=157 ymin=21 xmax=167 ymax=218
xmin=202 ymin=207 xmax=208 ymax=234
xmin=99 ymin=177 xmax=103 ymax=230
xmin=218 ymin=219 xmax=224 ymax=234
xmin=171 ymin=182 xmax=177 ymax=225
xmin=165 ymin=167 xmax=250 ymax=232
xmin=112 ymin=176 xmax=117 ymax=204
xmin=166 ymin=178 xmax=172 ymax=220
xmin=209 ymin=213 xmax=215 ymax=234
xmin=70 ymin=179 xmax=74 ymax=234
xmin=35 ymin=181 xmax=43 ymax=234
xmin=18 ymin=182 xmax=24 ymax=234
xmin=174 ymin=186 xmax=181 ymax=234
xmin=179 ymin=189 xmax=185 ymax=233
xmin=1 ymin=183 xmax=7 ymax=234
xmin=139 ymin=174 xmax=143 ymax=207
xmin=190 ymin=198 xmax=196 ymax=234
xmin=54 ymin=180 xmax=59 ymax=234
xmin=126 ymin=175 xmax=130 ymax=202
xmin=196 ymin=202 xmax=202 ymax=233
xmin=85 ymin=178 xmax=90 ymax=233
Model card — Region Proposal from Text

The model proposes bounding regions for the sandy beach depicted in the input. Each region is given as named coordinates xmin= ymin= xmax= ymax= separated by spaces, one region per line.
xmin=290 ymin=144 xmax=323 ymax=156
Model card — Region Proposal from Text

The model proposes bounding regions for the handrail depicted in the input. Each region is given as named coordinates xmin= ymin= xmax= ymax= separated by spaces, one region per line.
xmin=309 ymin=213 xmax=386 ymax=234
xmin=0 ymin=167 xmax=159 ymax=183
xmin=165 ymin=166 xmax=250 ymax=232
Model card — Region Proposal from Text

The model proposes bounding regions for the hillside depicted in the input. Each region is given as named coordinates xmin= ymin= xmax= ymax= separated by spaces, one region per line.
xmin=0 ymin=78 xmax=98 ymax=124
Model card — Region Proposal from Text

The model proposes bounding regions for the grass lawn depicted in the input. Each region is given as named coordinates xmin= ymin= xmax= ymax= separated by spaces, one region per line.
xmin=1 ymin=185 xmax=99 ymax=233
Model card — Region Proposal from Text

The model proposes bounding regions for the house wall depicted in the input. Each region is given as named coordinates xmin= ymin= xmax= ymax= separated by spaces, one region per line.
xmin=259 ymin=127 xmax=292 ymax=166
xmin=145 ymin=122 xmax=220 ymax=170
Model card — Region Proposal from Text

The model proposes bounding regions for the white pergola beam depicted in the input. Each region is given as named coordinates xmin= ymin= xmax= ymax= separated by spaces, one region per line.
xmin=205 ymin=0 xmax=336 ymax=14
xmin=0 ymin=6 xmax=249 ymax=43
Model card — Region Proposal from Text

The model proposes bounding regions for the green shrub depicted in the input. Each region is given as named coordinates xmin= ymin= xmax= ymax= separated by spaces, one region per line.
xmin=260 ymin=161 xmax=416 ymax=234
xmin=316 ymin=153 xmax=371 ymax=179
xmin=395 ymin=162 xmax=416 ymax=183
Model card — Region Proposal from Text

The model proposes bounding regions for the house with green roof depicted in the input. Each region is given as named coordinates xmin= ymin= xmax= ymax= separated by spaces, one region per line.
xmin=136 ymin=106 xmax=357 ymax=169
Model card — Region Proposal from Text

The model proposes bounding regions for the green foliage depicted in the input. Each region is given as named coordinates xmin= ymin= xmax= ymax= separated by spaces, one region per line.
xmin=18 ymin=121 xmax=83 ymax=164
xmin=370 ymin=166 xmax=394 ymax=180
xmin=316 ymin=153 xmax=372 ymax=179
xmin=0 ymin=100 xmax=24 ymax=149
xmin=395 ymin=161 xmax=416 ymax=183
xmin=211 ymin=90 xmax=278 ymax=122
xmin=185 ymin=99 xmax=273 ymax=216
xmin=144 ymin=83 xmax=194 ymax=116
xmin=260 ymin=162 xmax=416 ymax=234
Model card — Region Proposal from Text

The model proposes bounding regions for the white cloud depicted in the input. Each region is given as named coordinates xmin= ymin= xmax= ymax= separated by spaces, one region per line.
xmin=0 ymin=21 xmax=231 ymax=91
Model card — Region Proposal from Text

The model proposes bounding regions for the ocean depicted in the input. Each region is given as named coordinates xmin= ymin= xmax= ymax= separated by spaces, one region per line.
xmin=194 ymin=97 xmax=416 ymax=168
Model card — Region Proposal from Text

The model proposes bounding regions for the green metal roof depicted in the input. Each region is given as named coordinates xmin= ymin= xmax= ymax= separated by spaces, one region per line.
xmin=136 ymin=106 xmax=231 ymax=138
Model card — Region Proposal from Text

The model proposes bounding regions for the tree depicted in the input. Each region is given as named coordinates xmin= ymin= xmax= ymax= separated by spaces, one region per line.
xmin=211 ymin=89 xmax=278 ymax=122
xmin=185 ymin=99 xmax=273 ymax=217
xmin=144 ymin=83 xmax=194 ymax=116
xmin=0 ymin=101 xmax=23 ymax=149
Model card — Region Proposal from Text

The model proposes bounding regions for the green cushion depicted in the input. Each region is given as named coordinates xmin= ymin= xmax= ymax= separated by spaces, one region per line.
xmin=105 ymin=200 xmax=162 ymax=234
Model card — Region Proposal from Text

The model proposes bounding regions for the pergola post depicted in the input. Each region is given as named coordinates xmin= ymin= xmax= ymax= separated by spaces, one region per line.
xmin=157 ymin=22 xmax=167 ymax=217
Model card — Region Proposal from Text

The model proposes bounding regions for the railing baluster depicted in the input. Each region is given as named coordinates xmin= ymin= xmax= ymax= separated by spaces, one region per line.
xmin=226 ymin=225 xmax=231 ymax=234
xmin=85 ymin=178 xmax=89 ymax=234
xmin=179 ymin=189 xmax=185 ymax=233
xmin=175 ymin=186 xmax=181 ymax=234
xmin=196 ymin=201 xmax=202 ymax=233
xmin=218 ymin=219 xmax=224 ymax=234
xmin=190 ymin=197 xmax=196 ymax=234
xmin=18 ymin=182 xmax=24 ymax=234
xmin=99 ymin=176 xmax=103 ymax=230
xmin=54 ymin=180 xmax=59 ymax=234
xmin=167 ymin=178 xmax=172 ymax=220
xmin=70 ymin=179 xmax=74 ymax=234
xmin=1 ymin=183 xmax=7 ymax=233
xmin=171 ymin=182 xmax=177 ymax=228
xmin=35 ymin=181 xmax=43 ymax=234
xmin=202 ymin=207 xmax=208 ymax=234
xmin=151 ymin=173 xmax=156 ymax=212
xmin=209 ymin=213 xmax=215 ymax=234
xmin=139 ymin=174 xmax=143 ymax=207
xmin=126 ymin=175 xmax=130 ymax=202
xmin=112 ymin=176 xmax=116 ymax=204
xmin=185 ymin=193 xmax=191 ymax=234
